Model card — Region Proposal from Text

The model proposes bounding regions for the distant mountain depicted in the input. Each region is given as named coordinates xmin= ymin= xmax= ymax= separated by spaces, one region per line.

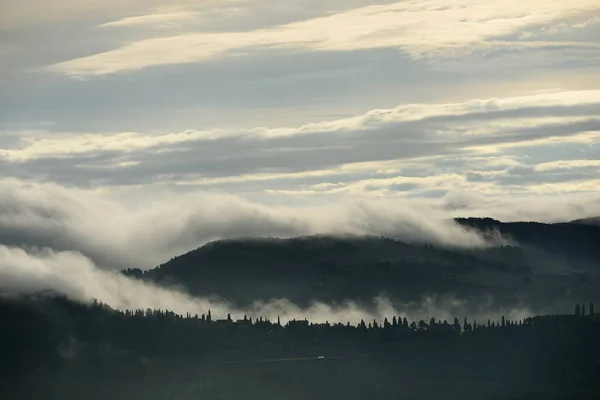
xmin=127 ymin=219 xmax=600 ymax=309
xmin=570 ymin=216 xmax=600 ymax=227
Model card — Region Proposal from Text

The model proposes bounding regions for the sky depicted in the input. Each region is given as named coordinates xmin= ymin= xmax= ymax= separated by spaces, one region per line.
xmin=1 ymin=0 xmax=599 ymax=315
xmin=1 ymin=0 xmax=599 ymax=200
xmin=1 ymin=0 xmax=600 ymax=258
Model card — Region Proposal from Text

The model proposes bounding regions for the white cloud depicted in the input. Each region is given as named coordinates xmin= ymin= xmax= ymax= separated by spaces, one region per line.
xmin=48 ymin=0 xmax=600 ymax=76
xmin=533 ymin=159 xmax=600 ymax=171
xmin=439 ymin=190 xmax=600 ymax=222
xmin=99 ymin=10 xmax=202 ymax=28
xmin=0 ymin=183 xmax=504 ymax=271
xmin=2 ymin=89 xmax=599 ymax=162
xmin=0 ymin=182 xmax=598 ymax=275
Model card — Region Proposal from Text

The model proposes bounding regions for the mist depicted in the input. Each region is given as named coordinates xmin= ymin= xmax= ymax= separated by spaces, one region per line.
xmin=1 ymin=183 xmax=597 ymax=323
xmin=3 ymin=183 xmax=599 ymax=273
xmin=0 ymin=183 xmax=497 ymax=271
xmin=0 ymin=245 xmax=540 ymax=325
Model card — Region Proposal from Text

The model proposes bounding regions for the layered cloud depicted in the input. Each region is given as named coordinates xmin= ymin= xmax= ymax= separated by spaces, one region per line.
xmin=48 ymin=0 xmax=600 ymax=76
xmin=1 ymin=89 xmax=599 ymax=200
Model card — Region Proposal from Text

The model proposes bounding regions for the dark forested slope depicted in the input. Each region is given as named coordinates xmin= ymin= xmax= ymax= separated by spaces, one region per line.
xmin=570 ymin=216 xmax=600 ymax=227
xmin=455 ymin=217 xmax=600 ymax=260
xmin=128 ymin=219 xmax=600 ymax=308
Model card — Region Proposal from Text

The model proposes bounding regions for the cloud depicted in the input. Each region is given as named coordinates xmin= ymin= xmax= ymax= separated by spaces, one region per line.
xmin=99 ymin=10 xmax=202 ymax=28
xmin=4 ymin=89 xmax=599 ymax=160
xmin=47 ymin=0 xmax=600 ymax=76
xmin=0 ymin=183 xmax=307 ymax=270
xmin=1 ymin=89 xmax=599 ymax=199
xmin=0 ymin=0 xmax=229 ymax=28
xmin=0 ymin=182 xmax=595 ymax=322
xmin=0 ymin=182 xmax=598 ymax=274
xmin=439 ymin=190 xmax=600 ymax=222
xmin=0 ymin=245 xmax=541 ymax=324
xmin=0 ymin=183 xmax=494 ymax=271
xmin=533 ymin=159 xmax=600 ymax=171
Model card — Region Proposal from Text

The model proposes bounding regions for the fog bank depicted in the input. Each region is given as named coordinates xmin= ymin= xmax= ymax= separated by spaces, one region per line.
xmin=0 ymin=245 xmax=538 ymax=324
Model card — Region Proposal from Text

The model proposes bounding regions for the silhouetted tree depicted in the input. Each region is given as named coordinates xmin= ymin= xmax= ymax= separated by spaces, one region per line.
xmin=453 ymin=317 xmax=461 ymax=333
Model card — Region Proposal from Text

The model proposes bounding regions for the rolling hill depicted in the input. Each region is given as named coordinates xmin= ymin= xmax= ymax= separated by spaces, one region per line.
xmin=124 ymin=218 xmax=600 ymax=310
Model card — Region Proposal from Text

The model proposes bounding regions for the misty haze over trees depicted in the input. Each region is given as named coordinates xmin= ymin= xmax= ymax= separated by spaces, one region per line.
xmin=2 ymin=217 xmax=600 ymax=400
xmin=4 ymin=0 xmax=600 ymax=397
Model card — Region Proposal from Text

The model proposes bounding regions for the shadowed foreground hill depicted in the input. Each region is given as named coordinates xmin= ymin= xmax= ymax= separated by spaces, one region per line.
xmin=127 ymin=219 xmax=600 ymax=309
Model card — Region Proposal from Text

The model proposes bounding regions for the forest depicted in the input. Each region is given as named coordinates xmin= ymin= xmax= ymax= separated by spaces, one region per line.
xmin=2 ymin=219 xmax=600 ymax=399
xmin=1 ymin=294 xmax=598 ymax=400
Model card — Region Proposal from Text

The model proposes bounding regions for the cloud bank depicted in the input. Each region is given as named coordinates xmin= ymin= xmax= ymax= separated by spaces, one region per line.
xmin=1 ymin=183 xmax=598 ymax=273
xmin=0 ymin=183 xmax=495 ymax=271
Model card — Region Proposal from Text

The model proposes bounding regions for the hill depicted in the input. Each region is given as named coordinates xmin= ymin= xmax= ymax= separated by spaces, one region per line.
xmin=570 ymin=216 xmax=600 ymax=227
xmin=127 ymin=219 xmax=600 ymax=309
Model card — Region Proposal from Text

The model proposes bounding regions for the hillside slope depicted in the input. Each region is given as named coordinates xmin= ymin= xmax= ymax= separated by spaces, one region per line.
xmin=128 ymin=219 xmax=600 ymax=309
